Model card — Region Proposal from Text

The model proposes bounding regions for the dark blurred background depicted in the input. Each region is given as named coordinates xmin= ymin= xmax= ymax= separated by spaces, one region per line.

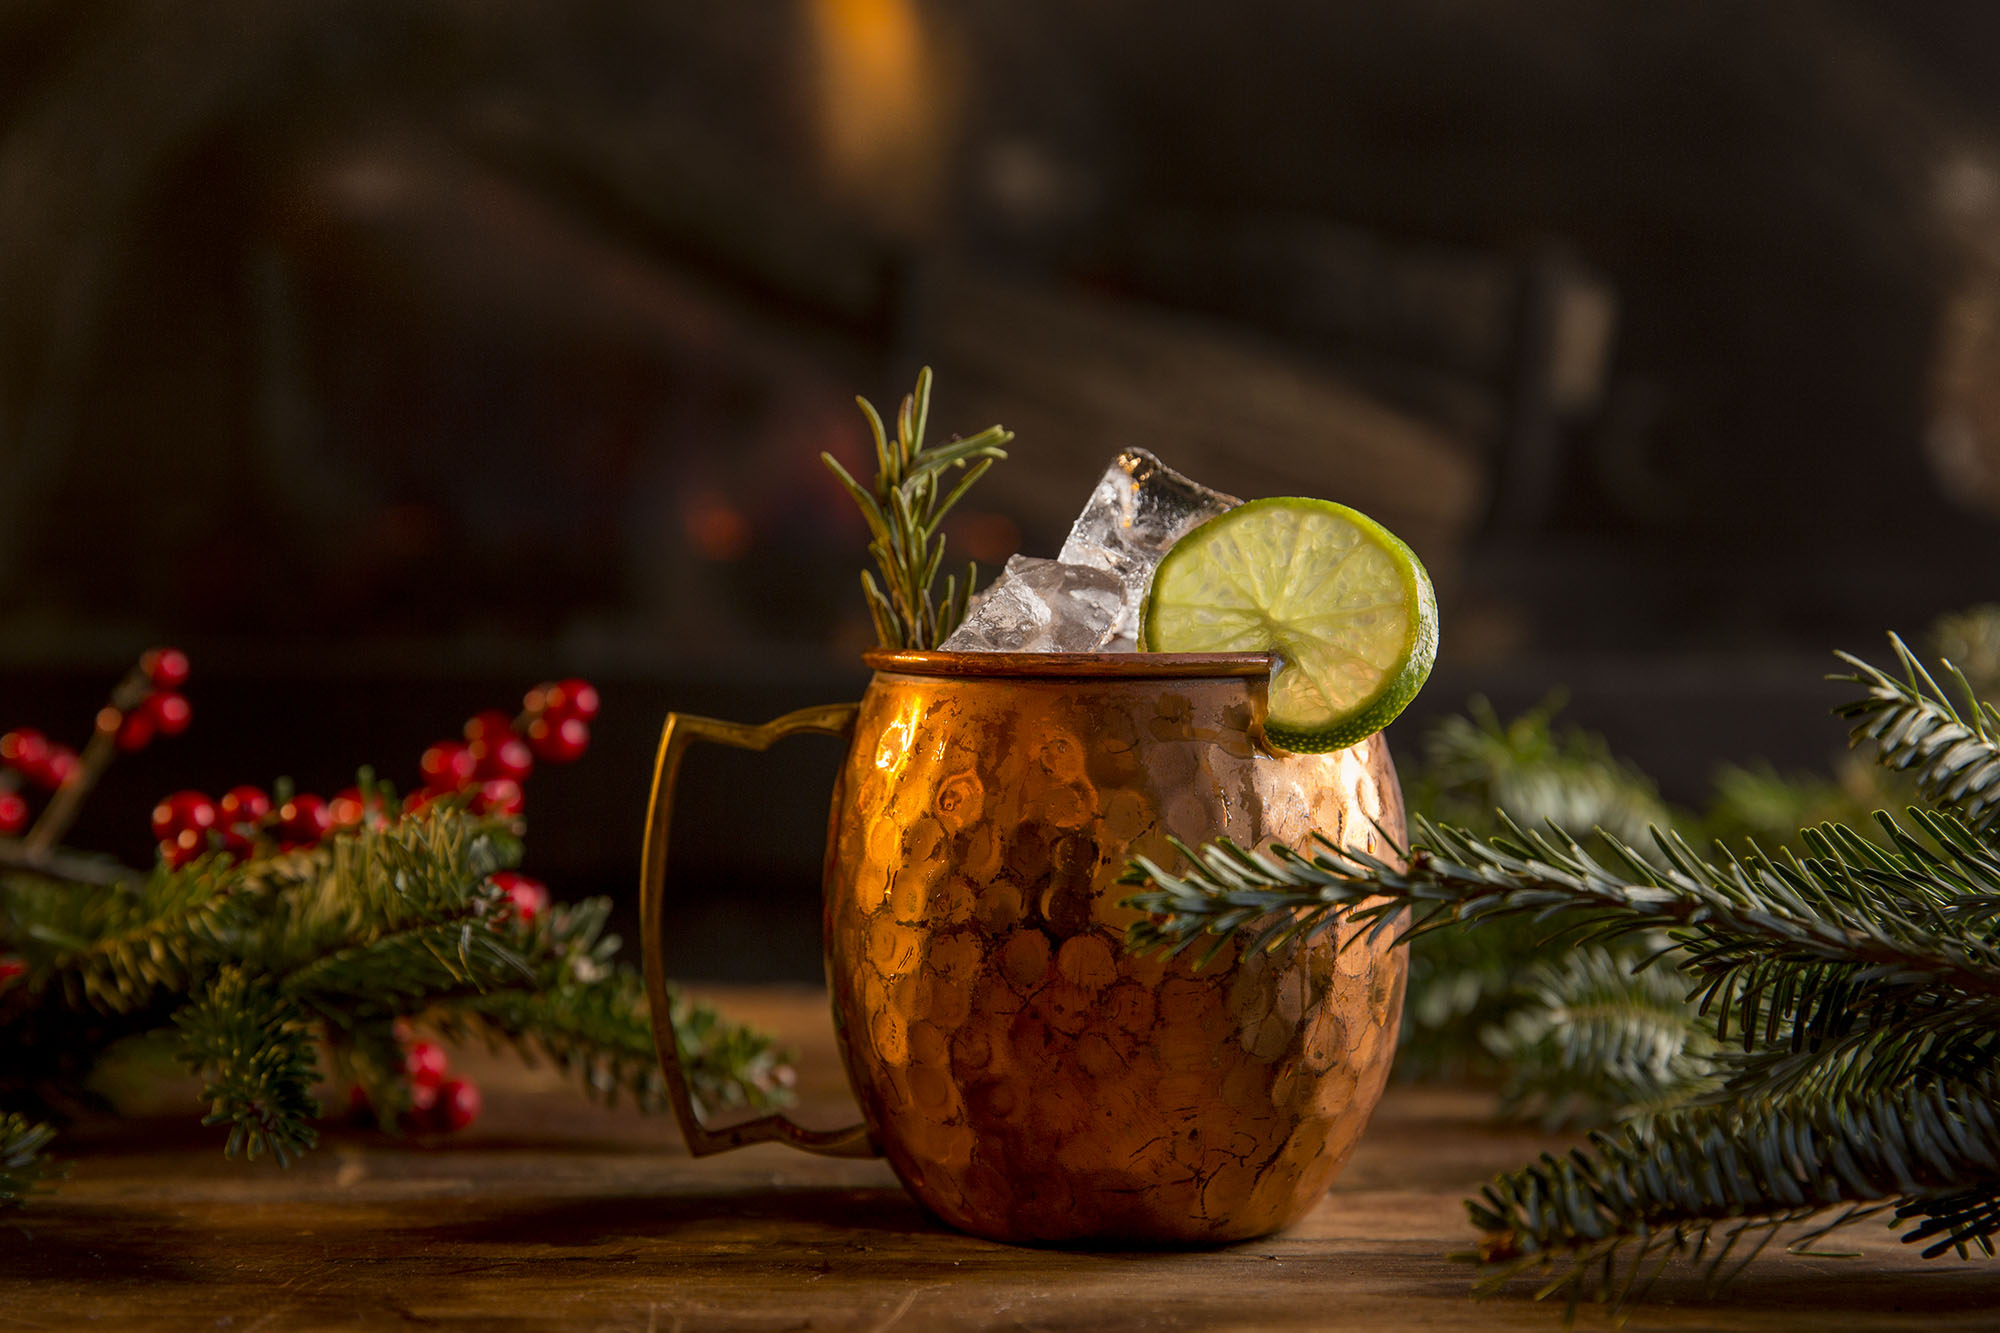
xmin=7 ymin=0 xmax=2000 ymax=978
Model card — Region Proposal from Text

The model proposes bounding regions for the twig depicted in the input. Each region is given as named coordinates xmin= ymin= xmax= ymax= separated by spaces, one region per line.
xmin=21 ymin=664 xmax=149 ymax=857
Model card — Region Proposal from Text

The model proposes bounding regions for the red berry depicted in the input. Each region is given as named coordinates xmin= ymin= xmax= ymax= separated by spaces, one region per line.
xmin=146 ymin=691 xmax=192 ymax=736
xmin=472 ymin=778 xmax=523 ymax=816
xmin=398 ymin=1074 xmax=480 ymax=1135
xmin=220 ymin=785 xmax=272 ymax=825
xmin=0 ymin=955 xmax=25 ymax=987
xmin=404 ymin=1040 xmax=449 ymax=1087
xmin=141 ymin=647 xmax=191 ymax=690
xmin=431 ymin=1077 xmax=481 ymax=1132
xmin=420 ymin=740 xmax=476 ymax=793
xmin=39 ymin=747 xmax=78 ymax=790
xmin=161 ymin=829 xmax=205 ymax=869
xmin=1 ymin=729 xmax=48 ymax=773
xmin=276 ymin=794 xmax=333 ymax=849
xmin=115 ymin=709 xmax=155 ymax=752
xmin=491 ymin=870 xmax=549 ymax=923
xmin=329 ymin=786 xmax=390 ymax=831
xmin=219 ymin=786 xmax=271 ymax=858
xmin=328 ymin=791 xmax=361 ymax=828
xmin=0 ymin=791 xmax=26 ymax=836
xmin=526 ymin=715 xmax=589 ymax=764
xmin=406 ymin=1077 xmax=440 ymax=1118
xmin=463 ymin=710 xmax=516 ymax=744
xmin=471 ymin=735 xmax=533 ymax=784
xmin=526 ymin=679 xmax=599 ymax=723
xmin=151 ymin=790 xmax=218 ymax=842
xmin=402 ymin=787 xmax=441 ymax=817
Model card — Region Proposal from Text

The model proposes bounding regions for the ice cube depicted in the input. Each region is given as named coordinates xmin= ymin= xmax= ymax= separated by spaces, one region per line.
xmin=941 ymin=556 xmax=1130 ymax=652
xmin=1057 ymin=448 xmax=1241 ymax=644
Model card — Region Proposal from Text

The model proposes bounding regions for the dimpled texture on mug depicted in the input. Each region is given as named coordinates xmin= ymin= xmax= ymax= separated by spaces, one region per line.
xmin=823 ymin=669 xmax=1408 ymax=1244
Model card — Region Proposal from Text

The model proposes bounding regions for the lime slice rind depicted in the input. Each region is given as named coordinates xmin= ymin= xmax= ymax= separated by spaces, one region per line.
xmin=1142 ymin=497 xmax=1438 ymax=754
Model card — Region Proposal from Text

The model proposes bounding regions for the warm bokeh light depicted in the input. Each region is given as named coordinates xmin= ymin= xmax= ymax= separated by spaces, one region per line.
xmin=805 ymin=0 xmax=956 ymax=233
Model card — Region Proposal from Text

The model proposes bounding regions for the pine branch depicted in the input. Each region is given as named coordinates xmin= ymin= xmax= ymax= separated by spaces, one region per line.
xmin=1124 ymin=812 xmax=2000 ymax=1126
xmin=0 ymin=662 xmax=795 ymax=1201
xmin=1116 ymin=627 xmax=2000 ymax=1309
xmin=1125 ymin=815 xmax=2000 ymax=1006
xmin=426 ymin=894 xmax=790 ymax=1118
xmin=0 ymin=1112 xmax=59 ymax=1209
xmin=1400 ymin=695 xmax=1680 ymax=1090
xmin=1470 ymin=1069 xmax=2000 ymax=1305
xmin=1483 ymin=947 xmax=1719 ymax=1130
xmin=1834 ymin=634 xmax=2000 ymax=832
xmin=1718 ymin=1003 xmax=2000 ymax=1106
xmin=823 ymin=367 xmax=1012 ymax=650
xmin=22 ymin=858 xmax=265 ymax=1017
xmin=669 ymin=988 xmax=795 ymax=1117
xmin=173 ymin=966 xmax=320 ymax=1165
xmin=434 ymin=974 xmax=789 ymax=1121
xmin=281 ymin=918 xmax=532 ymax=1018
xmin=272 ymin=804 xmax=518 ymax=964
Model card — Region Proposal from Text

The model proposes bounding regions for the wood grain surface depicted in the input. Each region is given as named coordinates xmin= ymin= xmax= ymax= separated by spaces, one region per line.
xmin=4 ymin=985 xmax=1996 ymax=1331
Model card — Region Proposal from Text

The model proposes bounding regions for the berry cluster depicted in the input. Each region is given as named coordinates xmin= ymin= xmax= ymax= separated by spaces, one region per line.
xmin=0 ymin=645 xmax=191 ymax=838
xmin=148 ymin=676 xmax=598 ymax=869
xmin=2 ymin=652 xmax=614 ymax=1150
xmin=0 ymin=729 xmax=79 ymax=797
xmin=338 ymin=873 xmax=550 ymax=1138
xmin=113 ymin=648 xmax=193 ymax=753
xmin=411 ymin=677 xmax=599 ymax=820
xmin=345 ymin=1037 xmax=483 ymax=1135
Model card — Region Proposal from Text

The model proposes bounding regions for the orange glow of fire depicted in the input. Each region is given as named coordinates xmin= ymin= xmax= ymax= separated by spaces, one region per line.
xmin=805 ymin=0 xmax=955 ymax=234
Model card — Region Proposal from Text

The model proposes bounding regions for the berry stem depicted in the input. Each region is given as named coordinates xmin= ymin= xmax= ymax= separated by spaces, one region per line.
xmin=21 ymin=663 xmax=152 ymax=860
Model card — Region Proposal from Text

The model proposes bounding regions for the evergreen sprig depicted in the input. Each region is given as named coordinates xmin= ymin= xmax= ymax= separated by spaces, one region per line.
xmin=426 ymin=896 xmax=789 ymax=1119
xmin=822 ymin=367 xmax=1012 ymax=649
xmin=1125 ymin=814 xmax=2000 ymax=1041
xmin=0 ymin=797 xmax=789 ymax=1203
xmin=1835 ymin=634 xmax=2000 ymax=832
xmin=0 ymin=1112 xmax=58 ymax=1208
xmin=1470 ymin=1069 xmax=2000 ymax=1301
xmin=1481 ymin=947 xmax=1718 ymax=1130
xmin=1121 ymin=635 xmax=2000 ymax=1306
xmin=1397 ymin=695 xmax=1909 ymax=1097
xmin=1397 ymin=695 xmax=1688 ymax=1088
xmin=175 ymin=966 xmax=322 ymax=1165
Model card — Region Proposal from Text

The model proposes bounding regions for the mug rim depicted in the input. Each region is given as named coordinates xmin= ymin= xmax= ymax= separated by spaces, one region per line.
xmin=862 ymin=649 xmax=1276 ymax=680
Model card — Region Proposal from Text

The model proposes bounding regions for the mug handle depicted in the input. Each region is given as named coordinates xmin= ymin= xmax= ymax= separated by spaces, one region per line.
xmin=639 ymin=702 xmax=879 ymax=1158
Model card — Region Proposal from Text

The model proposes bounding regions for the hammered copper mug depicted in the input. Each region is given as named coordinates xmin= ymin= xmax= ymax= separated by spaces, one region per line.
xmin=640 ymin=649 xmax=1407 ymax=1245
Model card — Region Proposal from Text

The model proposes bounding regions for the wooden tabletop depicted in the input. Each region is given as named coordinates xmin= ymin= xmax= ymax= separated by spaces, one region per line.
xmin=6 ymin=985 xmax=1996 ymax=1331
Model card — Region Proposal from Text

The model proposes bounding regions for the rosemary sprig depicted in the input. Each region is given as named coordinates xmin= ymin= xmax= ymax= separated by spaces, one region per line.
xmin=822 ymin=367 xmax=1012 ymax=650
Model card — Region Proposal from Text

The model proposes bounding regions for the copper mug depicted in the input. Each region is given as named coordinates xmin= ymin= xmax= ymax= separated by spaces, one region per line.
xmin=640 ymin=649 xmax=1407 ymax=1245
